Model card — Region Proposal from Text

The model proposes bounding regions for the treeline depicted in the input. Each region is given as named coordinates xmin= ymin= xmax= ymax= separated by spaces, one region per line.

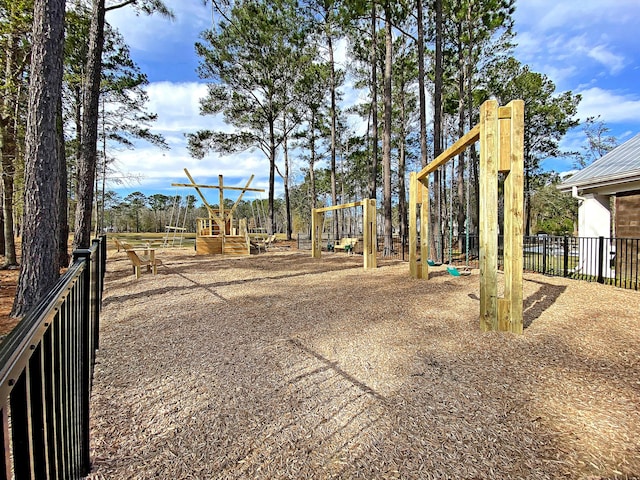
xmin=102 ymin=192 xmax=291 ymax=235
xmin=187 ymin=0 xmax=583 ymax=260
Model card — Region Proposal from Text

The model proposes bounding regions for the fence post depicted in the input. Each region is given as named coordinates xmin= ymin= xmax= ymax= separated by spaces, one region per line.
xmin=71 ymin=248 xmax=92 ymax=475
xmin=402 ymin=234 xmax=406 ymax=262
xmin=597 ymin=236 xmax=605 ymax=284
xmin=542 ymin=236 xmax=547 ymax=274
xmin=563 ymin=236 xmax=569 ymax=277
xmin=92 ymin=238 xmax=103 ymax=351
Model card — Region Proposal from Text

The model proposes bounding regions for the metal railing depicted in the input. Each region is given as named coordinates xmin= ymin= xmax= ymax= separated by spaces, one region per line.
xmin=522 ymin=235 xmax=639 ymax=290
xmin=298 ymin=233 xmax=640 ymax=291
xmin=0 ymin=235 xmax=106 ymax=479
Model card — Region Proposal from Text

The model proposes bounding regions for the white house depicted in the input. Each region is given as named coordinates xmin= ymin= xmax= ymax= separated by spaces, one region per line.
xmin=560 ymin=133 xmax=640 ymax=278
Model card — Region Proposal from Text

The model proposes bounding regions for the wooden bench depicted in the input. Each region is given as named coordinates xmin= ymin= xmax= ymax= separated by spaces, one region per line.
xmin=114 ymin=238 xmax=139 ymax=253
xmin=333 ymin=237 xmax=358 ymax=254
xmin=113 ymin=237 xmax=127 ymax=252
xmin=258 ymin=234 xmax=277 ymax=250
xmin=125 ymin=248 xmax=158 ymax=278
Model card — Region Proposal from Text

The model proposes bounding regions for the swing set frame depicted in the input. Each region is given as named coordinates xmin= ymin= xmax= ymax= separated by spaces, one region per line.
xmin=409 ymin=99 xmax=524 ymax=334
xmin=311 ymin=199 xmax=377 ymax=270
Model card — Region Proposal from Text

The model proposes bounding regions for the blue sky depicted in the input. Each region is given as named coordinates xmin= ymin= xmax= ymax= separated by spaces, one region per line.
xmin=106 ymin=0 xmax=640 ymax=203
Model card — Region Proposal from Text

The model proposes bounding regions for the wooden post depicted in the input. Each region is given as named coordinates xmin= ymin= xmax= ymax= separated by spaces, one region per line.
xmin=218 ymin=175 xmax=225 ymax=253
xmin=409 ymin=173 xmax=420 ymax=278
xmin=311 ymin=209 xmax=322 ymax=258
xmin=500 ymin=100 xmax=524 ymax=333
xmin=479 ymin=99 xmax=499 ymax=332
xmin=419 ymin=179 xmax=429 ymax=280
xmin=363 ymin=199 xmax=377 ymax=270
xmin=409 ymin=173 xmax=430 ymax=280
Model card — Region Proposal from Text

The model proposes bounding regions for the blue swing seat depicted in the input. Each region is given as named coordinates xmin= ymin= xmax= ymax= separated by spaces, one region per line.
xmin=446 ymin=266 xmax=460 ymax=276
xmin=447 ymin=265 xmax=471 ymax=277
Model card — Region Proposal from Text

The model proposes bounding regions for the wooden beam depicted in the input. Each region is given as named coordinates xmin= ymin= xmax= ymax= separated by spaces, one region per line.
xmin=311 ymin=210 xmax=323 ymax=258
xmin=171 ymin=182 xmax=265 ymax=193
xmin=313 ymin=200 xmax=365 ymax=213
xmin=498 ymin=106 xmax=512 ymax=119
xmin=479 ymin=100 xmax=499 ymax=332
xmin=420 ymin=179 xmax=429 ymax=279
xmin=181 ymin=168 xmax=216 ymax=217
xmin=219 ymin=175 xmax=225 ymax=237
xmin=499 ymin=115 xmax=512 ymax=172
xmin=501 ymin=99 xmax=525 ymax=334
xmin=409 ymin=173 xmax=419 ymax=278
xmin=226 ymin=175 xmax=255 ymax=219
xmin=417 ymin=124 xmax=480 ymax=181
xmin=363 ymin=199 xmax=377 ymax=269
xmin=408 ymin=174 xmax=429 ymax=279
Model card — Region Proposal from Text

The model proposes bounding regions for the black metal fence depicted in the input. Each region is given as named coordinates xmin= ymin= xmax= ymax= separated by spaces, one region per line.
xmin=0 ymin=235 xmax=106 ymax=479
xmin=298 ymin=233 xmax=640 ymax=291
xmin=521 ymin=235 xmax=639 ymax=290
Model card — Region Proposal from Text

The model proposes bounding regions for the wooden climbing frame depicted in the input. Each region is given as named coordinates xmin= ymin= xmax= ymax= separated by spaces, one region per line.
xmin=409 ymin=99 xmax=524 ymax=334
xmin=311 ymin=199 xmax=377 ymax=270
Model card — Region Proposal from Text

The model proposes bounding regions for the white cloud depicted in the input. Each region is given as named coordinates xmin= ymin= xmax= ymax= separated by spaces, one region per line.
xmin=513 ymin=0 xmax=638 ymax=88
xmin=106 ymin=78 xmax=277 ymax=199
xmin=108 ymin=143 xmax=273 ymax=201
xmin=333 ymin=37 xmax=349 ymax=70
xmin=515 ymin=0 xmax=640 ymax=33
xmin=577 ymin=87 xmax=640 ymax=123
xmin=145 ymin=82 xmax=210 ymax=132
xmin=587 ymin=45 xmax=625 ymax=75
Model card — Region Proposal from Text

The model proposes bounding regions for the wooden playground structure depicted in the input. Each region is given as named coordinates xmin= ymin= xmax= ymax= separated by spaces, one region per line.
xmin=409 ymin=99 xmax=524 ymax=334
xmin=311 ymin=199 xmax=377 ymax=270
xmin=172 ymin=169 xmax=265 ymax=256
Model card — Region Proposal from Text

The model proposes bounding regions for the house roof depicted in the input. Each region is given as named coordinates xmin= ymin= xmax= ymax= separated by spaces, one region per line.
xmin=560 ymin=132 xmax=640 ymax=194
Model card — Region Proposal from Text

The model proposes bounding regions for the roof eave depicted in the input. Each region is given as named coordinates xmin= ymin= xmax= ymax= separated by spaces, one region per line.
xmin=559 ymin=172 xmax=640 ymax=194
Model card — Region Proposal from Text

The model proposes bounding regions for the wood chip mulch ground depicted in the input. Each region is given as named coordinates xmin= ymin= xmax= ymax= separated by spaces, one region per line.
xmin=87 ymin=247 xmax=640 ymax=480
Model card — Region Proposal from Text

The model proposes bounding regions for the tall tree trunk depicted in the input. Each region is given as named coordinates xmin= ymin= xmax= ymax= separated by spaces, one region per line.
xmin=382 ymin=4 xmax=393 ymax=256
xmin=74 ymin=0 xmax=105 ymax=250
xmin=471 ymin=144 xmax=479 ymax=234
xmin=309 ymin=111 xmax=317 ymax=210
xmin=327 ymin=32 xmax=339 ymax=238
xmin=283 ymin=121 xmax=292 ymax=240
xmin=12 ymin=0 xmax=65 ymax=317
xmin=369 ymin=2 xmax=378 ymax=201
xmin=432 ymin=0 xmax=443 ymax=262
xmin=268 ymin=118 xmax=277 ymax=235
xmin=0 ymin=204 xmax=4 ymax=257
xmin=416 ymin=0 xmax=428 ymax=169
xmin=57 ymin=95 xmax=69 ymax=267
xmin=398 ymin=90 xmax=407 ymax=242
xmin=467 ymin=47 xmax=479 ymax=235
xmin=456 ymin=33 xmax=466 ymax=251
xmin=0 ymin=26 xmax=18 ymax=266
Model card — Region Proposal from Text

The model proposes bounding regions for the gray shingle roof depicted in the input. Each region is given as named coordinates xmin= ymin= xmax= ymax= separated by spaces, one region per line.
xmin=561 ymin=133 xmax=640 ymax=191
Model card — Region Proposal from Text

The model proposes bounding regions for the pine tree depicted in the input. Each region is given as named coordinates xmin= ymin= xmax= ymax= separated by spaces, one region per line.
xmin=188 ymin=0 xmax=309 ymax=235
xmin=73 ymin=0 xmax=172 ymax=250
xmin=12 ymin=0 xmax=65 ymax=317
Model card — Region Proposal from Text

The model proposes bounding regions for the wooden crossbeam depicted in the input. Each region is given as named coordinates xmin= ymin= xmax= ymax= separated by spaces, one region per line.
xmin=226 ymin=175 xmax=256 ymax=219
xmin=171 ymin=182 xmax=264 ymax=192
xmin=313 ymin=200 xmax=365 ymax=213
xmin=180 ymin=168 xmax=216 ymax=217
xmin=416 ymin=124 xmax=480 ymax=181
